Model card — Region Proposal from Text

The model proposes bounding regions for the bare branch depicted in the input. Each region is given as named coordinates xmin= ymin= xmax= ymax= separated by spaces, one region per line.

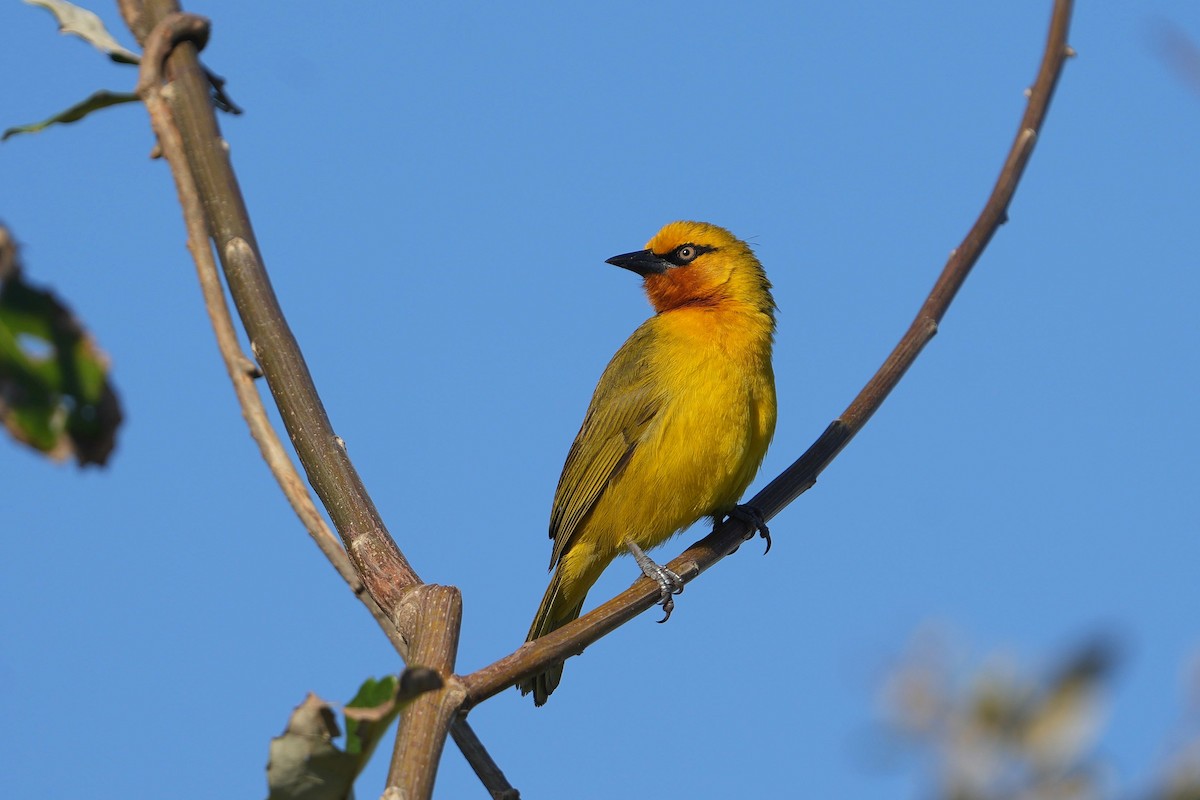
xmin=459 ymin=0 xmax=1076 ymax=709
xmin=132 ymin=0 xmax=416 ymax=628
xmin=126 ymin=4 xmax=516 ymax=797
xmin=448 ymin=724 xmax=522 ymax=800
xmin=133 ymin=7 xmax=401 ymax=650
xmin=385 ymin=585 xmax=466 ymax=799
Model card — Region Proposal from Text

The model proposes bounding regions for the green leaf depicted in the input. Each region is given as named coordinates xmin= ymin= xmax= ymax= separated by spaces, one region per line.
xmin=3 ymin=90 xmax=140 ymax=141
xmin=0 ymin=225 xmax=122 ymax=465
xmin=343 ymin=668 xmax=443 ymax=759
xmin=24 ymin=0 xmax=140 ymax=64
xmin=342 ymin=675 xmax=400 ymax=760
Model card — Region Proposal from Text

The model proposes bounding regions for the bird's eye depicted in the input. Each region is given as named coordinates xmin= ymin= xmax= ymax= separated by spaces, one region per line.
xmin=677 ymin=246 xmax=695 ymax=262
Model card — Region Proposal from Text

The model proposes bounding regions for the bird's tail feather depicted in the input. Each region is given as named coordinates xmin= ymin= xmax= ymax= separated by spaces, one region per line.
xmin=519 ymin=568 xmax=587 ymax=706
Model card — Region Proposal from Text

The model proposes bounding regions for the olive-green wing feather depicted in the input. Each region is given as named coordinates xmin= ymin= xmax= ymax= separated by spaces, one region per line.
xmin=548 ymin=324 xmax=663 ymax=569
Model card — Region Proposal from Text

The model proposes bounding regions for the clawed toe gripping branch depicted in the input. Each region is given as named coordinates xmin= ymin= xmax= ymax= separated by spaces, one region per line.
xmin=730 ymin=504 xmax=772 ymax=553
xmin=120 ymin=0 xmax=1074 ymax=797
xmin=626 ymin=541 xmax=686 ymax=623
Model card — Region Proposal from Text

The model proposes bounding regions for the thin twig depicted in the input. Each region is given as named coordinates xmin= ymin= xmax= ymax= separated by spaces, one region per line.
xmin=459 ymin=0 xmax=1076 ymax=709
xmin=449 ymin=724 xmax=522 ymax=800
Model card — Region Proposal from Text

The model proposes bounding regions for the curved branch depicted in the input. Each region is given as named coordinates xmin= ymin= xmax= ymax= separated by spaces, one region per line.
xmin=460 ymin=0 xmax=1076 ymax=709
xmin=134 ymin=16 xmax=359 ymax=604
xmin=128 ymin=5 xmax=516 ymax=798
xmin=132 ymin=4 xmax=417 ymax=616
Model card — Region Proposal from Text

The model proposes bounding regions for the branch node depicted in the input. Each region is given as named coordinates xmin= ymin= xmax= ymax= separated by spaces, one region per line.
xmin=237 ymin=356 xmax=262 ymax=378
xmin=387 ymin=585 xmax=465 ymax=795
xmin=223 ymin=235 xmax=253 ymax=264
xmin=135 ymin=12 xmax=211 ymax=98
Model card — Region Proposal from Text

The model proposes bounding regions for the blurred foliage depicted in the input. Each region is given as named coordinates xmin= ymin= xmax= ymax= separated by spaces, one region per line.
xmin=1154 ymin=21 xmax=1200 ymax=96
xmin=0 ymin=223 xmax=122 ymax=465
xmin=879 ymin=629 xmax=1200 ymax=800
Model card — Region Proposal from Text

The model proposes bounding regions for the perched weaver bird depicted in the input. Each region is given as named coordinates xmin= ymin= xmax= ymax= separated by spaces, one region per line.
xmin=519 ymin=220 xmax=777 ymax=706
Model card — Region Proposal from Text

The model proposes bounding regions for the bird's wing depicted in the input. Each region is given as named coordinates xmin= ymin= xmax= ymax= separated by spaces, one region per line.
xmin=548 ymin=325 xmax=662 ymax=569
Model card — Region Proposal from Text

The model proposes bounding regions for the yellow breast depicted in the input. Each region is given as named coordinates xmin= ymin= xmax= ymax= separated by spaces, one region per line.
xmin=582 ymin=304 xmax=776 ymax=556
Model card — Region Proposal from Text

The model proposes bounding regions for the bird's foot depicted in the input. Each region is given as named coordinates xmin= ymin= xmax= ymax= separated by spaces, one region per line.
xmin=729 ymin=504 xmax=772 ymax=554
xmin=626 ymin=540 xmax=684 ymax=623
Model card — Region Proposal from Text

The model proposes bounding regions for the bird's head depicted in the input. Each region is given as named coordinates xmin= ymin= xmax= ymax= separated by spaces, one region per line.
xmin=606 ymin=221 xmax=775 ymax=318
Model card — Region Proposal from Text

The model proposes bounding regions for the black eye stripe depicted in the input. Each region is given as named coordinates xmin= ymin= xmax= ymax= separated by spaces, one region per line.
xmin=660 ymin=243 xmax=715 ymax=266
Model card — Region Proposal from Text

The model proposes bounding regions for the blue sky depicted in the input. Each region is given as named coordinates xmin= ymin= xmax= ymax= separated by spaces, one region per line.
xmin=3 ymin=1 xmax=1198 ymax=797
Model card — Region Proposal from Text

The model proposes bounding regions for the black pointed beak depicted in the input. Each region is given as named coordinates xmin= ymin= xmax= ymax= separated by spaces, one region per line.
xmin=605 ymin=249 xmax=669 ymax=277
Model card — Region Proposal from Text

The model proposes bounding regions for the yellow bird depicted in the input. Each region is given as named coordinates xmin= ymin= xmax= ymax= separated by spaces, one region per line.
xmin=520 ymin=221 xmax=777 ymax=705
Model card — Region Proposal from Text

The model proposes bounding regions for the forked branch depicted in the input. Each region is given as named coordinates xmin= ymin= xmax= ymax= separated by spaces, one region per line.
xmin=126 ymin=4 xmax=514 ymax=798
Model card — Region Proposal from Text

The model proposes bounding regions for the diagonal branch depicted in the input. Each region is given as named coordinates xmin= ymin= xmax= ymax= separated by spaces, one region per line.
xmin=133 ymin=8 xmax=418 ymax=614
xmin=459 ymin=0 xmax=1076 ymax=709
xmin=127 ymin=5 xmax=516 ymax=798
xmin=132 ymin=12 xmax=358 ymax=611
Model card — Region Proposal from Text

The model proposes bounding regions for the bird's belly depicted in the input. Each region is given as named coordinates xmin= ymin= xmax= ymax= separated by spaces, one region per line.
xmin=584 ymin=380 xmax=761 ymax=558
